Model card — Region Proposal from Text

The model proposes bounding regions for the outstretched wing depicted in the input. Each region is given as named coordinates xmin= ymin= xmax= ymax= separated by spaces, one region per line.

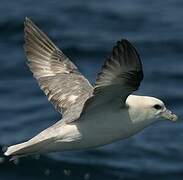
xmin=94 ymin=40 xmax=143 ymax=105
xmin=24 ymin=18 xmax=93 ymax=123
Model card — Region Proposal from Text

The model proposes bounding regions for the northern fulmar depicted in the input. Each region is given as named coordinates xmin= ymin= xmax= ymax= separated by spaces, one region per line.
xmin=4 ymin=18 xmax=178 ymax=157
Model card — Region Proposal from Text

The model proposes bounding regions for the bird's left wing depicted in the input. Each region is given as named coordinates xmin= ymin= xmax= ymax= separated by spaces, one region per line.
xmin=94 ymin=40 xmax=143 ymax=106
xmin=24 ymin=18 xmax=93 ymax=123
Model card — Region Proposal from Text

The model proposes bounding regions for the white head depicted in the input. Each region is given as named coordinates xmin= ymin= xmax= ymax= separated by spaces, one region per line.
xmin=126 ymin=95 xmax=177 ymax=123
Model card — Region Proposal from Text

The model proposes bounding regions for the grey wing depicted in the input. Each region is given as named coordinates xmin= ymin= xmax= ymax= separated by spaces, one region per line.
xmin=94 ymin=39 xmax=143 ymax=105
xmin=24 ymin=18 xmax=93 ymax=123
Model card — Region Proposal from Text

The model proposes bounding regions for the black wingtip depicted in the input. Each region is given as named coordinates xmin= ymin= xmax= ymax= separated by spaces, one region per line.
xmin=113 ymin=38 xmax=144 ymax=80
xmin=117 ymin=39 xmax=137 ymax=50
xmin=117 ymin=39 xmax=142 ymax=67
xmin=120 ymin=39 xmax=130 ymax=43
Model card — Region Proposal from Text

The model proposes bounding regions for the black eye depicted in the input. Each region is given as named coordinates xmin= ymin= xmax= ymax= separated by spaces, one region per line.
xmin=153 ymin=104 xmax=162 ymax=110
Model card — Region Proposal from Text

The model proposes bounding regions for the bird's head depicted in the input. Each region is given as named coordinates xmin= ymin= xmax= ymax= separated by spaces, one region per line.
xmin=126 ymin=95 xmax=178 ymax=123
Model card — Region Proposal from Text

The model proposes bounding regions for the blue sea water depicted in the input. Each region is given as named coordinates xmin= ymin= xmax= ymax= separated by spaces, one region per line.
xmin=0 ymin=0 xmax=183 ymax=179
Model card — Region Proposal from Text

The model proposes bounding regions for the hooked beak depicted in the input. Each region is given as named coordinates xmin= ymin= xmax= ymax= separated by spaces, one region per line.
xmin=161 ymin=109 xmax=178 ymax=122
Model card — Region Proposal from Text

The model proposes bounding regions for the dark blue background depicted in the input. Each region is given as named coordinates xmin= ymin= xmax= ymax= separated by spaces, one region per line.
xmin=0 ymin=0 xmax=183 ymax=179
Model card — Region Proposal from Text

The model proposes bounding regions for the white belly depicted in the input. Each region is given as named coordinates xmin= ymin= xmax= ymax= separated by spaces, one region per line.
xmin=50 ymin=107 xmax=150 ymax=151
xmin=27 ymin=99 xmax=155 ymax=154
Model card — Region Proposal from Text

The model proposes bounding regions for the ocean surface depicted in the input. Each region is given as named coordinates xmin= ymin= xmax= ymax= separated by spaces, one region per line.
xmin=1 ymin=0 xmax=183 ymax=179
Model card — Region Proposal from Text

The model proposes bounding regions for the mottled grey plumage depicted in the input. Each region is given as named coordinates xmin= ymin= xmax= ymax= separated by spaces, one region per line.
xmin=24 ymin=18 xmax=143 ymax=123
xmin=24 ymin=18 xmax=93 ymax=123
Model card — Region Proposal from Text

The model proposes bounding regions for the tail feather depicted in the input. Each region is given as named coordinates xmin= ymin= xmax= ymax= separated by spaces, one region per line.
xmin=4 ymin=140 xmax=47 ymax=156
xmin=4 ymin=120 xmax=61 ymax=157
xmin=4 ymin=135 xmax=54 ymax=157
xmin=4 ymin=142 xmax=30 ymax=156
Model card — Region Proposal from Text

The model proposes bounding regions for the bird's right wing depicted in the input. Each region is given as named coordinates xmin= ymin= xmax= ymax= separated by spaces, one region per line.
xmin=24 ymin=18 xmax=93 ymax=123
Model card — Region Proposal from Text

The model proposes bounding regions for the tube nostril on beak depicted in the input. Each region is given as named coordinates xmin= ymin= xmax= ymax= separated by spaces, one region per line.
xmin=169 ymin=113 xmax=178 ymax=122
xmin=161 ymin=109 xmax=178 ymax=121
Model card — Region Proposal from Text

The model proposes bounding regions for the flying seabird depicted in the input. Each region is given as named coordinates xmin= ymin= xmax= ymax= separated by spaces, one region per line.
xmin=4 ymin=18 xmax=178 ymax=157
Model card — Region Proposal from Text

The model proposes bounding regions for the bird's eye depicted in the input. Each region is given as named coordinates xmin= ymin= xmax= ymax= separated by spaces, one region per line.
xmin=153 ymin=104 xmax=162 ymax=110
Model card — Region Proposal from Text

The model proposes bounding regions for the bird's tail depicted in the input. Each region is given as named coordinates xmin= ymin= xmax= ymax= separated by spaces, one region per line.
xmin=4 ymin=141 xmax=40 ymax=157
xmin=4 ymin=133 xmax=54 ymax=157
xmin=4 ymin=123 xmax=63 ymax=157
